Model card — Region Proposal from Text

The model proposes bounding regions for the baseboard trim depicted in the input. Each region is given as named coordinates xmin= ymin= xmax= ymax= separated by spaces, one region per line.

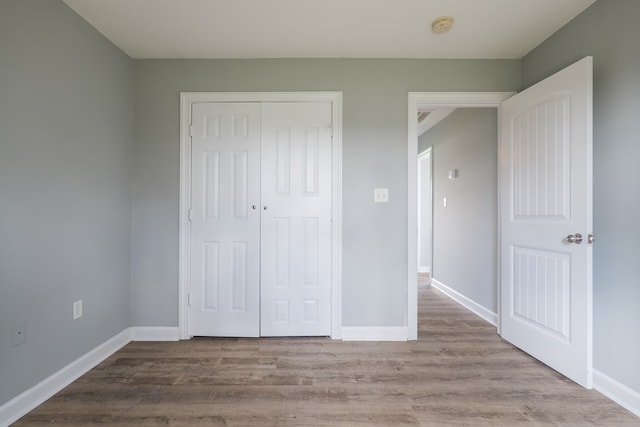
xmin=418 ymin=266 xmax=430 ymax=273
xmin=341 ymin=326 xmax=408 ymax=341
xmin=593 ymin=369 xmax=640 ymax=417
xmin=0 ymin=329 xmax=130 ymax=427
xmin=0 ymin=326 xmax=182 ymax=426
xmin=130 ymin=326 xmax=180 ymax=341
xmin=430 ymin=278 xmax=498 ymax=326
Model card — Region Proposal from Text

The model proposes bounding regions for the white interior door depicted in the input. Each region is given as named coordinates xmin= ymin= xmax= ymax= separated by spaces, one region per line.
xmin=190 ymin=103 xmax=261 ymax=337
xmin=260 ymin=102 xmax=333 ymax=336
xmin=500 ymin=57 xmax=593 ymax=387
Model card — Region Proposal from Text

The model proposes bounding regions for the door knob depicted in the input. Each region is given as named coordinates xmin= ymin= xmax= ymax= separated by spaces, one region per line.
xmin=588 ymin=234 xmax=595 ymax=244
xmin=566 ymin=233 xmax=583 ymax=244
xmin=263 ymin=206 xmax=268 ymax=211
xmin=252 ymin=205 xmax=257 ymax=210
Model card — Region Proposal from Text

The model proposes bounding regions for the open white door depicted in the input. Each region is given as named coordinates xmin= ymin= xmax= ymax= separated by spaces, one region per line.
xmin=500 ymin=57 xmax=593 ymax=387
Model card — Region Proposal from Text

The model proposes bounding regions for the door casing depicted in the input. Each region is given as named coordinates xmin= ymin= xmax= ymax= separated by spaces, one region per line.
xmin=179 ymin=92 xmax=343 ymax=340
xmin=417 ymin=148 xmax=432 ymax=274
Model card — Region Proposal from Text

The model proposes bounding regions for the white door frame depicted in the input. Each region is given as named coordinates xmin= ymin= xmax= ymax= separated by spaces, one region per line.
xmin=407 ymin=92 xmax=514 ymax=340
xmin=179 ymin=92 xmax=343 ymax=340
xmin=417 ymin=147 xmax=432 ymax=274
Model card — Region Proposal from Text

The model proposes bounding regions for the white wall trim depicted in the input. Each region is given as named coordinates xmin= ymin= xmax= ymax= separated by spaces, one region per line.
xmin=407 ymin=92 xmax=514 ymax=340
xmin=179 ymin=92 xmax=343 ymax=340
xmin=0 ymin=326 xmax=185 ymax=425
xmin=593 ymin=369 xmax=640 ymax=418
xmin=430 ymin=278 xmax=498 ymax=326
xmin=130 ymin=327 xmax=180 ymax=341
xmin=417 ymin=148 xmax=432 ymax=276
xmin=341 ymin=327 xmax=408 ymax=341
xmin=0 ymin=329 xmax=130 ymax=427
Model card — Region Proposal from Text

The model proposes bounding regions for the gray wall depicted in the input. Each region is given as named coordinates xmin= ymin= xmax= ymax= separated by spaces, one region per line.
xmin=131 ymin=60 xmax=520 ymax=327
xmin=522 ymin=0 xmax=640 ymax=395
xmin=0 ymin=0 xmax=133 ymax=405
xmin=418 ymin=109 xmax=498 ymax=312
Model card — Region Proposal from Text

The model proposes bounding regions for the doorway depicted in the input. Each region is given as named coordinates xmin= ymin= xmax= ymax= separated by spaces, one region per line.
xmin=407 ymin=92 xmax=513 ymax=340
xmin=408 ymin=58 xmax=593 ymax=388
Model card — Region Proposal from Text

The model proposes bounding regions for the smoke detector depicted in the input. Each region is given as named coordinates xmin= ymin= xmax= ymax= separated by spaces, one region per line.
xmin=432 ymin=16 xmax=454 ymax=33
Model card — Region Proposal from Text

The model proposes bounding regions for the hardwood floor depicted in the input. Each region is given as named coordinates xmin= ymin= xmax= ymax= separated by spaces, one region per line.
xmin=15 ymin=281 xmax=638 ymax=426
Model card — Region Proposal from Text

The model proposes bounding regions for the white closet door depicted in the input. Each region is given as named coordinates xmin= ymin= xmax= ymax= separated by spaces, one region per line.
xmin=190 ymin=103 xmax=261 ymax=337
xmin=260 ymin=102 xmax=333 ymax=336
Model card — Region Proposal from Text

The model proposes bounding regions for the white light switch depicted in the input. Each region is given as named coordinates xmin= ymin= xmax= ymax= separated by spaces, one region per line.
xmin=374 ymin=188 xmax=389 ymax=203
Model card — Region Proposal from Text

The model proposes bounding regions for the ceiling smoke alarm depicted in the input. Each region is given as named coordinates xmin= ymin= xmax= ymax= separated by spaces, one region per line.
xmin=432 ymin=16 xmax=454 ymax=33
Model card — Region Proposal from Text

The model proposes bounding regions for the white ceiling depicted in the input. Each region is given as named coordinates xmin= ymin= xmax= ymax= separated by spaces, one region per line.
xmin=62 ymin=0 xmax=596 ymax=59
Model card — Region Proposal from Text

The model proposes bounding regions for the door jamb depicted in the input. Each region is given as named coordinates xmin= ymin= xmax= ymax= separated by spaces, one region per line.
xmin=407 ymin=92 xmax=514 ymax=340
xmin=417 ymin=148 xmax=432 ymax=275
xmin=179 ymin=92 xmax=343 ymax=340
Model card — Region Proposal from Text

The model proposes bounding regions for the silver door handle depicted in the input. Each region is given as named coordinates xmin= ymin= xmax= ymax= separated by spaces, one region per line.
xmin=263 ymin=206 xmax=268 ymax=211
xmin=566 ymin=233 xmax=583 ymax=244
xmin=588 ymin=234 xmax=595 ymax=244
xmin=252 ymin=205 xmax=257 ymax=210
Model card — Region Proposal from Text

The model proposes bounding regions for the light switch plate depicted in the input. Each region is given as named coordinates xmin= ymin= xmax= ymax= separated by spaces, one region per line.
xmin=73 ymin=300 xmax=83 ymax=320
xmin=374 ymin=188 xmax=389 ymax=203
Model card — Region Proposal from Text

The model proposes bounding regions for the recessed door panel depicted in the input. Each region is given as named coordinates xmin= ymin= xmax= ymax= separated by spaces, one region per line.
xmin=512 ymin=96 xmax=570 ymax=220
xmin=204 ymin=152 xmax=220 ymax=219
xmin=203 ymin=242 xmax=219 ymax=311
xmin=512 ymin=246 xmax=570 ymax=340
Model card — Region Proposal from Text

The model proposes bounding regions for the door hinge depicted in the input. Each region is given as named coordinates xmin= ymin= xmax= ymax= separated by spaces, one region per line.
xmin=187 ymin=293 xmax=192 ymax=306
xmin=188 ymin=209 xmax=192 ymax=222
xmin=189 ymin=125 xmax=195 ymax=137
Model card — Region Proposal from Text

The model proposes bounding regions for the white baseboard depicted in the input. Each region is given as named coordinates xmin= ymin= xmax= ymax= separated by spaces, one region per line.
xmin=0 ymin=326 xmax=182 ymax=426
xmin=430 ymin=278 xmax=498 ymax=326
xmin=130 ymin=326 xmax=180 ymax=341
xmin=0 ymin=329 xmax=130 ymax=427
xmin=341 ymin=326 xmax=408 ymax=341
xmin=418 ymin=266 xmax=430 ymax=273
xmin=593 ymin=369 xmax=640 ymax=418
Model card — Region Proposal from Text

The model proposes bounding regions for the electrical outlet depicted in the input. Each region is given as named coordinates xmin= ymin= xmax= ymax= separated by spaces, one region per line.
xmin=12 ymin=321 xmax=26 ymax=346
xmin=73 ymin=300 xmax=83 ymax=320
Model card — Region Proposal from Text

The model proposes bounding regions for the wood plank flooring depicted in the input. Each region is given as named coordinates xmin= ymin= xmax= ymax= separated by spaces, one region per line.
xmin=14 ymin=281 xmax=639 ymax=426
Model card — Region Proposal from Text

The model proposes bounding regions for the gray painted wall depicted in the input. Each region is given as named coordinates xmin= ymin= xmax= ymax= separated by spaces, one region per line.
xmin=131 ymin=59 xmax=520 ymax=328
xmin=418 ymin=109 xmax=498 ymax=312
xmin=0 ymin=0 xmax=133 ymax=405
xmin=522 ymin=0 xmax=640 ymax=395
